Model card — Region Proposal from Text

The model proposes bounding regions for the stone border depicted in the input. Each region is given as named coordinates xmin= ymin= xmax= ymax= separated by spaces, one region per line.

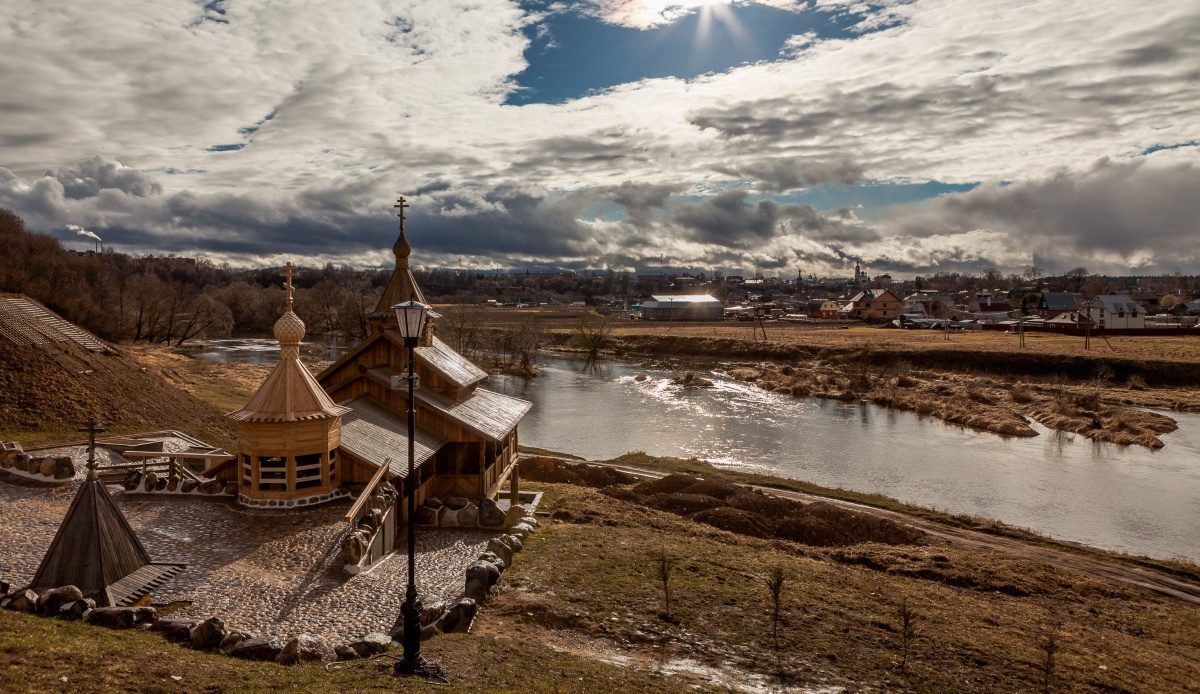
xmin=238 ymin=488 xmax=350 ymax=509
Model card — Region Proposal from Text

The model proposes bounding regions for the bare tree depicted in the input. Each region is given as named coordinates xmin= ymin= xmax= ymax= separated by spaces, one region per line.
xmin=652 ymin=547 xmax=676 ymax=621
xmin=897 ymin=598 xmax=920 ymax=673
xmin=766 ymin=566 xmax=786 ymax=654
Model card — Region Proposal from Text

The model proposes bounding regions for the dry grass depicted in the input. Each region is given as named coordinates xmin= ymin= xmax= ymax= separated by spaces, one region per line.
xmin=482 ymin=483 xmax=1200 ymax=693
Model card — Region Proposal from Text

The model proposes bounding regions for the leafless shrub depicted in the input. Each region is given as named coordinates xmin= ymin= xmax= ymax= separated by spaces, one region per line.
xmin=1037 ymin=630 xmax=1059 ymax=693
xmin=1010 ymin=383 xmax=1035 ymax=403
xmin=1126 ymin=374 xmax=1147 ymax=391
xmin=766 ymin=566 xmax=786 ymax=654
xmin=652 ymin=547 xmax=677 ymax=621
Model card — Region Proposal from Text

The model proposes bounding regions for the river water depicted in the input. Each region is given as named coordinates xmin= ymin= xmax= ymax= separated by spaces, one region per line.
xmin=490 ymin=356 xmax=1200 ymax=562
xmin=193 ymin=341 xmax=1200 ymax=561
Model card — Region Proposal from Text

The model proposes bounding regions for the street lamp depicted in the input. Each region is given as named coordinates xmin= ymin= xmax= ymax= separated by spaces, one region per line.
xmin=392 ymin=297 xmax=429 ymax=674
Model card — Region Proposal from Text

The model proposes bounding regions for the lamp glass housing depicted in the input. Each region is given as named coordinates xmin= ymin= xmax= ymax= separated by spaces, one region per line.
xmin=392 ymin=301 xmax=429 ymax=340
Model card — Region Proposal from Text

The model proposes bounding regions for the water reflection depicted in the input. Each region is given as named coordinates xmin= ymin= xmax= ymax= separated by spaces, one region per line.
xmin=491 ymin=355 xmax=1200 ymax=561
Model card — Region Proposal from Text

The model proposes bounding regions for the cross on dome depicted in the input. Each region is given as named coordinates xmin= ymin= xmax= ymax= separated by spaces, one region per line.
xmin=280 ymin=262 xmax=298 ymax=310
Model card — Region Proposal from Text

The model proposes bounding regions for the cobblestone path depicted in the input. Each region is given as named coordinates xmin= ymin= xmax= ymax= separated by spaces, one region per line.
xmin=1 ymin=443 xmax=488 ymax=641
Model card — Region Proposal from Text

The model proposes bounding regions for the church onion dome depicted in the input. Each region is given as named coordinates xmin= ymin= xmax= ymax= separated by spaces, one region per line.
xmin=227 ymin=268 xmax=349 ymax=424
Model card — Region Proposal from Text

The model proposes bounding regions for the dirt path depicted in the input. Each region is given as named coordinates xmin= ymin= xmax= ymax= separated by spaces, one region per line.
xmin=578 ymin=459 xmax=1200 ymax=607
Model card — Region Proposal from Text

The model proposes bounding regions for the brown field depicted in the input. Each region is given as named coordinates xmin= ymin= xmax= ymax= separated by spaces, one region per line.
xmin=465 ymin=306 xmax=1200 ymax=364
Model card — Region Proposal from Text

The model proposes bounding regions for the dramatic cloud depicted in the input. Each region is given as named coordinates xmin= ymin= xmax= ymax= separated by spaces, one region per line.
xmin=871 ymin=158 xmax=1200 ymax=275
xmin=0 ymin=0 xmax=1196 ymax=275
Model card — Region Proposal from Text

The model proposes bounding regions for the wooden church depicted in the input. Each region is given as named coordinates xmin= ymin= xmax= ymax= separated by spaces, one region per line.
xmin=220 ymin=201 xmax=530 ymax=515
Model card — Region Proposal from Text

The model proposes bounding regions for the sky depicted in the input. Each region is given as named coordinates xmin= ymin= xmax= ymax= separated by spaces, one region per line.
xmin=1 ymin=0 xmax=1198 ymax=279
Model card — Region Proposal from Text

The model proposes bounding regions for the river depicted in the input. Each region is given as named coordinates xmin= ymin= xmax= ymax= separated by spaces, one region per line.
xmin=193 ymin=341 xmax=1200 ymax=561
xmin=490 ymin=356 xmax=1200 ymax=562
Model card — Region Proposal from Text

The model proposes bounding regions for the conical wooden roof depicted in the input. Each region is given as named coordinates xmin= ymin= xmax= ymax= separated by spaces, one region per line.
xmin=30 ymin=469 xmax=184 ymax=606
xmin=228 ymin=357 xmax=350 ymax=422
xmin=372 ymin=228 xmax=427 ymax=316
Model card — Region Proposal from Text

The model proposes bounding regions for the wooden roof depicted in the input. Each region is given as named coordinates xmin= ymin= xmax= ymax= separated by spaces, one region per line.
xmin=339 ymin=396 xmax=445 ymax=478
xmin=415 ymin=387 xmax=531 ymax=442
xmin=30 ymin=469 xmax=185 ymax=606
xmin=371 ymin=229 xmax=427 ymax=317
xmin=228 ymin=358 xmax=350 ymax=423
xmin=0 ymin=293 xmax=111 ymax=352
xmin=414 ymin=336 xmax=489 ymax=388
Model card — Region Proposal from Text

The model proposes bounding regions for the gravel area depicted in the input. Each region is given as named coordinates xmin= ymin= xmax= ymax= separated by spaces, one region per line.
xmin=1 ymin=440 xmax=490 ymax=641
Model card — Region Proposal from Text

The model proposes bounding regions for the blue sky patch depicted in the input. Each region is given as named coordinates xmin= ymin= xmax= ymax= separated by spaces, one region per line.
xmin=1142 ymin=140 xmax=1199 ymax=156
xmin=508 ymin=2 xmax=882 ymax=105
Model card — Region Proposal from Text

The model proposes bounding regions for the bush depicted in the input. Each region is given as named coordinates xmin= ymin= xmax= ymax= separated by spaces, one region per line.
xmin=1010 ymin=384 xmax=1035 ymax=403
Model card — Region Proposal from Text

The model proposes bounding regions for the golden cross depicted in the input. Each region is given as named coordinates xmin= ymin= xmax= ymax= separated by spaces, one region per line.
xmin=76 ymin=417 xmax=106 ymax=470
xmin=280 ymin=262 xmax=297 ymax=309
xmin=394 ymin=197 xmax=409 ymax=233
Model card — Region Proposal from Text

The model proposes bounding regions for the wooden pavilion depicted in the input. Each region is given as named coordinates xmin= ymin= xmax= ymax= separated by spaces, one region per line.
xmin=31 ymin=421 xmax=185 ymax=606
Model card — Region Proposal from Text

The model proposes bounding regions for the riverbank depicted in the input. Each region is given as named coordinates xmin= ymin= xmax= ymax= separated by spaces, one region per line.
xmin=4 ymin=461 xmax=1199 ymax=693
xmin=538 ymin=330 xmax=1192 ymax=449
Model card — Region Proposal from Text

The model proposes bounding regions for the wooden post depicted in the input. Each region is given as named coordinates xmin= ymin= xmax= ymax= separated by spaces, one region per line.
xmin=509 ymin=460 xmax=519 ymax=507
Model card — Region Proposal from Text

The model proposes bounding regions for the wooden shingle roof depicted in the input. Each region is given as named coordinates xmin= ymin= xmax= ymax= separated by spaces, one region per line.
xmin=415 ymin=387 xmax=531 ymax=442
xmin=227 ymin=358 xmax=350 ymax=423
xmin=413 ymin=336 xmax=488 ymax=388
xmin=30 ymin=469 xmax=184 ymax=607
xmin=339 ymin=397 xmax=445 ymax=478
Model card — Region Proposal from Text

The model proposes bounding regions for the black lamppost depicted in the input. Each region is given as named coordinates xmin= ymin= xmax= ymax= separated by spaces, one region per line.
xmin=393 ymin=297 xmax=429 ymax=674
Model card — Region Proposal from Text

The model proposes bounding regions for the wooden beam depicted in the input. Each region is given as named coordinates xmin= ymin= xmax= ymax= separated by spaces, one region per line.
xmin=344 ymin=457 xmax=390 ymax=523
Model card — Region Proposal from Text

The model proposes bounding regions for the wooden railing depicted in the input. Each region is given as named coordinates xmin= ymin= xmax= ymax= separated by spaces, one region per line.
xmin=344 ymin=457 xmax=390 ymax=524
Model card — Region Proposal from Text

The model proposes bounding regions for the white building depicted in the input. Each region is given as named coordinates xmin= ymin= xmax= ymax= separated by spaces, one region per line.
xmin=639 ymin=295 xmax=724 ymax=321
xmin=1081 ymin=295 xmax=1147 ymax=330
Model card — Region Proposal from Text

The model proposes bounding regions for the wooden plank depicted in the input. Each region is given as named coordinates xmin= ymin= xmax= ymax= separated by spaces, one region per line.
xmin=344 ymin=457 xmax=390 ymax=523
xmin=121 ymin=451 xmax=234 ymax=460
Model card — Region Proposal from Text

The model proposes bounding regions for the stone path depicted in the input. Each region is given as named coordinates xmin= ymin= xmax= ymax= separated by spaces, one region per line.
xmin=1 ymin=442 xmax=489 ymax=641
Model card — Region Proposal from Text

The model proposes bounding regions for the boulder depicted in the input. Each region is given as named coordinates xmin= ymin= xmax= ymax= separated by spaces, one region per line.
xmin=7 ymin=589 xmax=38 ymax=613
xmin=341 ymin=530 xmax=368 ymax=565
xmin=0 ymin=450 xmax=14 ymax=469
xmin=505 ymin=534 xmax=524 ymax=553
xmin=486 ymin=537 xmax=513 ymax=567
xmin=478 ymin=551 xmax=506 ymax=574
xmin=509 ymin=522 xmax=535 ymax=539
xmin=421 ymin=599 xmax=448 ymax=628
xmin=444 ymin=497 xmax=469 ymax=510
xmin=334 ymin=644 xmax=359 ymax=661
xmin=478 ymin=498 xmax=506 ymax=527
xmin=87 ymin=606 xmax=157 ymax=629
xmin=53 ymin=457 xmax=75 ymax=480
xmin=465 ymin=559 xmax=501 ymax=591
xmin=423 ymin=497 xmax=444 ymax=510
xmin=456 ymin=502 xmax=479 ymax=527
xmin=230 ymin=636 xmax=286 ymax=661
xmin=38 ymin=457 xmax=57 ymax=477
xmin=349 ymin=632 xmax=390 ymax=657
xmin=123 ymin=470 xmax=144 ymax=491
xmin=0 ymin=579 xmax=9 ymax=596
xmin=190 ymin=617 xmax=227 ymax=650
xmin=153 ymin=476 xmax=168 ymax=491
xmin=198 ymin=479 xmax=224 ymax=495
xmin=181 ymin=478 xmax=200 ymax=493
xmin=37 ymin=585 xmax=83 ymax=615
xmin=219 ymin=631 xmax=250 ymax=654
xmin=436 ymin=598 xmax=477 ymax=634
xmin=142 ymin=471 xmax=160 ymax=492
xmin=14 ymin=453 xmax=32 ymax=473
xmin=59 ymin=598 xmax=95 ymax=621
xmin=167 ymin=477 xmax=179 ymax=492
xmin=414 ymin=506 xmax=438 ymax=526
xmin=505 ymin=506 xmax=533 ymax=528
xmin=223 ymin=481 xmax=238 ymax=495
xmin=276 ymin=634 xmax=335 ymax=664
xmin=437 ymin=506 xmax=460 ymax=528
xmin=465 ymin=578 xmax=489 ymax=604
xmin=151 ymin=618 xmax=200 ymax=641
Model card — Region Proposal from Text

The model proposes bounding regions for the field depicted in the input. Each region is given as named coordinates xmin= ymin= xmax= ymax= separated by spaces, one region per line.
xmin=4 ymin=472 xmax=1198 ymax=693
